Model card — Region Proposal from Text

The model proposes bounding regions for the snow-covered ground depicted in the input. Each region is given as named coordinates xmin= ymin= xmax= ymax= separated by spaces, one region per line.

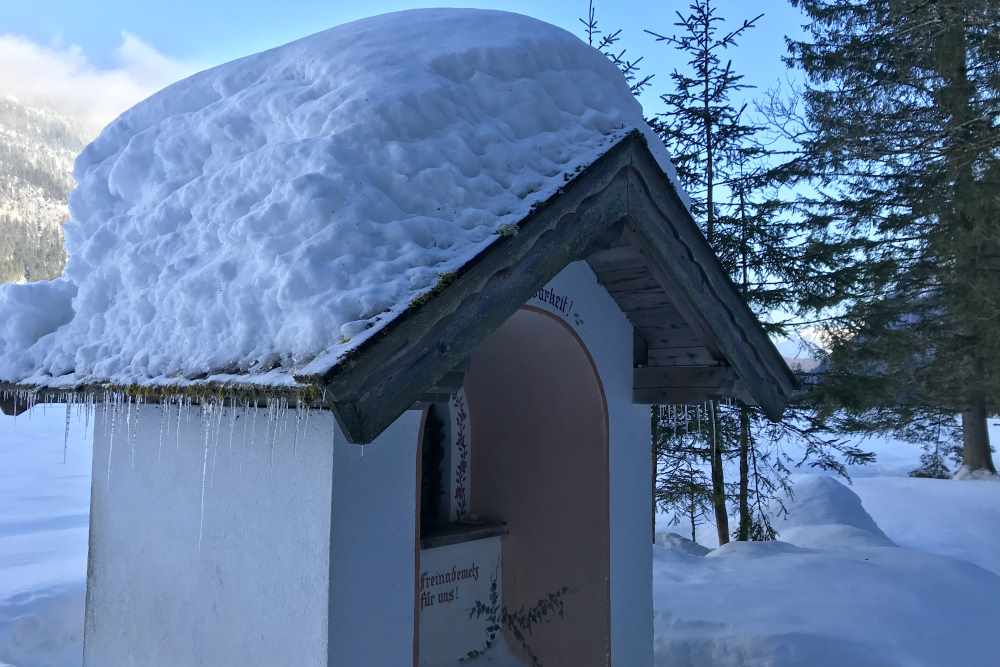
xmin=0 ymin=407 xmax=90 ymax=667
xmin=1 ymin=407 xmax=998 ymax=666
xmin=653 ymin=474 xmax=1000 ymax=667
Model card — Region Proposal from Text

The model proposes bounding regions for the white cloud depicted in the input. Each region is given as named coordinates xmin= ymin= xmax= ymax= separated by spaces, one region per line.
xmin=0 ymin=32 xmax=198 ymax=137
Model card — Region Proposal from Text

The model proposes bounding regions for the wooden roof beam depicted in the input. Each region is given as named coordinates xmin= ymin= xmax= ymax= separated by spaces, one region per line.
xmin=633 ymin=365 xmax=746 ymax=404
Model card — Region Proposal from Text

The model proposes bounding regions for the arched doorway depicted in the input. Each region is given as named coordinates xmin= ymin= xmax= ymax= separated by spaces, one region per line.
xmin=465 ymin=306 xmax=610 ymax=666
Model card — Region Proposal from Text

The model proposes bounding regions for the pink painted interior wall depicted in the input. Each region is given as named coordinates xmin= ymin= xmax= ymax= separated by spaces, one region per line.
xmin=465 ymin=307 xmax=610 ymax=666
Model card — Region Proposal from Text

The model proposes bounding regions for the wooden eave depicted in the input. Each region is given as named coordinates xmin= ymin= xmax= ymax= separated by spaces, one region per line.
xmin=305 ymin=131 xmax=796 ymax=442
xmin=2 ymin=131 xmax=796 ymax=437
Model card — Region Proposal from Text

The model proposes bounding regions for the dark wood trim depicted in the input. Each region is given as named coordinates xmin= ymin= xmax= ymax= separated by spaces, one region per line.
xmin=419 ymin=521 xmax=508 ymax=550
xmin=633 ymin=366 xmax=739 ymax=401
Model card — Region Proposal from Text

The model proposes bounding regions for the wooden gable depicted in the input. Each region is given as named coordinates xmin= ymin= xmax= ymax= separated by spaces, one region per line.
xmin=2 ymin=132 xmax=796 ymax=438
xmin=304 ymin=131 xmax=796 ymax=442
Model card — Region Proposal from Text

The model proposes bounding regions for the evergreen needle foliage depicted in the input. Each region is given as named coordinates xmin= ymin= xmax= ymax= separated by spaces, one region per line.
xmin=774 ymin=0 xmax=1000 ymax=476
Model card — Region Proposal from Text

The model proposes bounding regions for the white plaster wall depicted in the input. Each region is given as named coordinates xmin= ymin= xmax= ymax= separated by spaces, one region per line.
xmin=529 ymin=261 xmax=654 ymax=667
xmin=329 ymin=411 xmax=420 ymax=666
xmin=84 ymin=404 xmax=337 ymax=667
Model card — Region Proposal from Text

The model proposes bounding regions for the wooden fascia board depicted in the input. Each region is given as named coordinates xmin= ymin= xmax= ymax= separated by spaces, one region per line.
xmin=315 ymin=137 xmax=634 ymax=443
xmin=632 ymin=365 xmax=757 ymax=405
xmin=634 ymin=365 xmax=737 ymax=390
xmin=622 ymin=135 xmax=797 ymax=419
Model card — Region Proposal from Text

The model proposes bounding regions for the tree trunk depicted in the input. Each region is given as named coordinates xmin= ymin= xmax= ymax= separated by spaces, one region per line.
xmin=939 ymin=5 xmax=996 ymax=480
xmin=709 ymin=401 xmax=730 ymax=545
xmin=737 ymin=406 xmax=751 ymax=540
xmin=960 ymin=398 xmax=997 ymax=476
xmin=689 ymin=497 xmax=697 ymax=543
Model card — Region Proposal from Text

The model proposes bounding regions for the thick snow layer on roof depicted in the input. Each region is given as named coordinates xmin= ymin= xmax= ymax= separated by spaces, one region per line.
xmin=0 ymin=8 xmax=682 ymax=388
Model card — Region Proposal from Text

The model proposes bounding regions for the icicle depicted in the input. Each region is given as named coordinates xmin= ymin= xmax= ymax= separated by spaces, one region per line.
xmin=157 ymin=401 xmax=167 ymax=462
xmin=62 ymin=402 xmax=71 ymax=464
xmin=280 ymin=398 xmax=290 ymax=442
xmin=175 ymin=398 xmax=184 ymax=450
xmin=249 ymin=403 xmax=257 ymax=451
xmin=126 ymin=396 xmax=136 ymax=469
xmin=210 ymin=399 xmax=224 ymax=487
xmin=197 ymin=403 xmax=211 ymax=555
xmin=291 ymin=404 xmax=303 ymax=455
xmin=83 ymin=393 xmax=92 ymax=441
xmin=228 ymin=405 xmax=237 ymax=451
xmin=709 ymin=400 xmax=718 ymax=461
xmin=268 ymin=397 xmax=280 ymax=464
xmin=125 ymin=396 xmax=133 ymax=444
xmin=106 ymin=392 xmax=120 ymax=489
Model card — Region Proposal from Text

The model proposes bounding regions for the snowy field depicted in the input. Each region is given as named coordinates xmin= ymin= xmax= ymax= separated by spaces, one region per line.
xmin=0 ymin=407 xmax=90 ymax=667
xmin=1 ymin=407 xmax=998 ymax=667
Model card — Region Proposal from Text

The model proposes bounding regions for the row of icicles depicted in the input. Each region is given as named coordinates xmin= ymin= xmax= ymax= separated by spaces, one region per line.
xmin=1 ymin=388 xmax=323 ymax=553
xmin=658 ymin=399 xmax=737 ymax=438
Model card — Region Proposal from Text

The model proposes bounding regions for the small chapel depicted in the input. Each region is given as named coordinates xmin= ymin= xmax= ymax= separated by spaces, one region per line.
xmin=0 ymin=9 xmax=794 ymax=666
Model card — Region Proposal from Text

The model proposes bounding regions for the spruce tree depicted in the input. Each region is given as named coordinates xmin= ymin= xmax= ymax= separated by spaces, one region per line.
xmin=646 ymin=0 xmax=764 ymax=545
xmin=579 ymin=1 xmax=653 ymax=96
xmin=778 ymin=0 xmax=1000 ymax=477
xmin=646 ymin=1 xmax=876 ymax=542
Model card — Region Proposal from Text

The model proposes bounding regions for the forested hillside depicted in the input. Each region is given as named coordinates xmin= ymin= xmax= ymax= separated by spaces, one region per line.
xmin=0 ymin=97 xmax=83 ymax=283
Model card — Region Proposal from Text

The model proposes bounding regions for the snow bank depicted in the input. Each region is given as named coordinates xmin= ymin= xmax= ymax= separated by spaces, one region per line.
xmin=0 ymin=9 xmax=679 ymax=389
xmin=654 ymin=476 xmax=1000 ymax=667
xmin=772 ymin=475 xmax=895 ymax=549
xmin=852 ymin=475 xmax=1000 ymax=575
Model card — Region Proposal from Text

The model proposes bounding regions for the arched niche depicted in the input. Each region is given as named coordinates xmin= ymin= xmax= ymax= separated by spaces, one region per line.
xmin=465 ymin=306 xmax=610 ymax=666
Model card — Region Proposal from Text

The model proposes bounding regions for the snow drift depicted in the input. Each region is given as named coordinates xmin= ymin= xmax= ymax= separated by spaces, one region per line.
xmin=654 ymin=476 xmax=1000 ymax=667
xmin=0 ymin=9 xmax=679 ymax=389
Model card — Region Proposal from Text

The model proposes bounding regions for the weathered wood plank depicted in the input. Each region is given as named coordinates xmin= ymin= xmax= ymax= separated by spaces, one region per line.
xmin=634 ymin=387 xmax=731 ymax=404
xmin=635 ymin=324 xmax=702 ymax=348
xmin=633 ymin=329 xmax=649 ymax=367
xmin=607 ymin=288 xmax=676 ymax=312
xmin=647 ymin=346 xmax=717 ymax=367
xmin=586 ymin=245 xmax=645 ymax=273
xmin=633 ymin=366 xmax=736 ymax=390
xmin=590 ymin=264 xmax=650 ymax=285
xmin=625 ymin=306 xmax=689 ymax=329
xmin=597 ymin=274 xmax=661 ymax=294
xmin=633 ymin=366 xmax=739 ymax=404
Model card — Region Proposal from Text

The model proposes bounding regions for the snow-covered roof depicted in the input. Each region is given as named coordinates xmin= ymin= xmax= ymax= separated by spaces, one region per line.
xmin=0 ymin=8 xmax=682 ymax=391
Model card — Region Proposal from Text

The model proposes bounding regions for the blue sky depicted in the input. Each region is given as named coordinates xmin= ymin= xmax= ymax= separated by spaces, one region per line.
xmin=3 ymin=0 xmax=807 ymax=120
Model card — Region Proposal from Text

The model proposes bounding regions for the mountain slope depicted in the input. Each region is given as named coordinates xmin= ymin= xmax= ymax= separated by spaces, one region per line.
xmin=0 ymin=97 xmax=84 ymax=283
